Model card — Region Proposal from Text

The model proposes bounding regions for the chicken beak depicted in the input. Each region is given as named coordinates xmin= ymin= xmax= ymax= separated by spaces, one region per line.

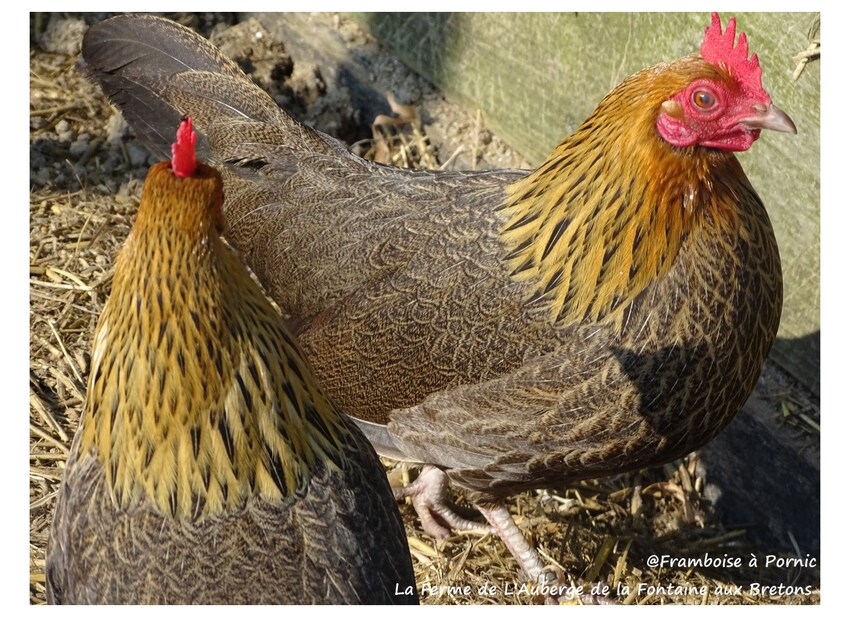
xmin=740 ymin=103 xmax=797 ymax=135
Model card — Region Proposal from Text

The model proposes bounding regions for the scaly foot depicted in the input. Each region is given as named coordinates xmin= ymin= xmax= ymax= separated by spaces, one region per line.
xmin=395 ymin=465 xmax=491 ymax=538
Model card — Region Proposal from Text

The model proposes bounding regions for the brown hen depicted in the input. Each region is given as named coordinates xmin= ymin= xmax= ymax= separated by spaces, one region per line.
xmin=46 ymin=118 xmax=417 ymax=604
xmin=81 ymin=14 xmax=794 ymax=584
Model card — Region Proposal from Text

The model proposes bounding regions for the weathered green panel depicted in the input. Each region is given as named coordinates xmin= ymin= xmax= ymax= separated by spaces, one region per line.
xmin=355 ymin=12 xmax=820 ymax=392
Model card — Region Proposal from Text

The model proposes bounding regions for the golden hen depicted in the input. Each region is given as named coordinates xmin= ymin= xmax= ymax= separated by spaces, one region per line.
xmin=81 ymin=14 xmax=794 ymax=584
xmin=45 ymin=118 xmax=417 ymax=604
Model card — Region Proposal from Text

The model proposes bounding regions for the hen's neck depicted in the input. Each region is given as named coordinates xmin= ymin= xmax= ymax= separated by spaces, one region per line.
xmin=79 ymin=227 xmax=346 ymax=519
xmin=499 ymin=91 xmax=742 ymax=327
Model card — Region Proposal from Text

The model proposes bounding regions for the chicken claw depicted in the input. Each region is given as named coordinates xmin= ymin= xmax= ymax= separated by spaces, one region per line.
xmin=395 ymin=465 xmax=492 ymax=538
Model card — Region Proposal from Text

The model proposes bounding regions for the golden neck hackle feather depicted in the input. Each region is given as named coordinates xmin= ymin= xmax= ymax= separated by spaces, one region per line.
xmin=500 ymin=56 xmax=748 ymax=327
xmin=79 ymin=161 xmax=346 ymax=519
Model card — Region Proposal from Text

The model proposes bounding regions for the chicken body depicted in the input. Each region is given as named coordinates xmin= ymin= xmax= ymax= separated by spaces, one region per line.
xmin=81 ymin=14 xmax=790 ymax=582
xmin=46 ymin=130 xmax=417 ymax=604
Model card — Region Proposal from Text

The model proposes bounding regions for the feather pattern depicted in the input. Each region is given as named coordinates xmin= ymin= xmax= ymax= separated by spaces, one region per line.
xmin=81 ymin=11 xmax=784 ymax=539
xmin=46 ymin=156 xmax=416 ymax=603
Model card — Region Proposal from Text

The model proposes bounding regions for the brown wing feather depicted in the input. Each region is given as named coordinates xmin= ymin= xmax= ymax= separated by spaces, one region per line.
xmin=377 ymin=189 xmax=779 ymax=499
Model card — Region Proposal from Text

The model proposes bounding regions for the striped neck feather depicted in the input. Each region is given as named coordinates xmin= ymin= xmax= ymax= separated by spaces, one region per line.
xmin=499 ymin=65 xmax=740 ymax=326
xmin=80 ymin=227 xmax=347 ymax=519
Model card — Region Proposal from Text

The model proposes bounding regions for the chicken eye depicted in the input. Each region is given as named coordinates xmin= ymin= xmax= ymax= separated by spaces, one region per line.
xmin=692 ymin=90 xmax=716 ymax=110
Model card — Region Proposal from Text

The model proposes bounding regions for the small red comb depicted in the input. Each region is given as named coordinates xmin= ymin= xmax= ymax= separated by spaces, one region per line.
xmin=700 ymin=13 xmax=764 ymax=94
xmin=171 ymin=116 xmax=197 ymax=178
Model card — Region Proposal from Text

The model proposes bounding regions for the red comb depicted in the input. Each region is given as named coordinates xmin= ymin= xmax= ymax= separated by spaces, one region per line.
xmin=700 ymin=13 xmax=764 ymax=94
xmin=171 ymin=116 xmax=197 ymax=178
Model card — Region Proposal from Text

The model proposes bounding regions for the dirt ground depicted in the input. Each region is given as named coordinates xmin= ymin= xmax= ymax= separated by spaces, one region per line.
xmin=29 ymin=13 xmax=821 ymax=605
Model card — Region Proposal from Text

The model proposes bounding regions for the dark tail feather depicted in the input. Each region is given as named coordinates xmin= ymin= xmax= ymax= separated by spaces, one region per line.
xmin=81 ymin=14 xmax=334 ymax=161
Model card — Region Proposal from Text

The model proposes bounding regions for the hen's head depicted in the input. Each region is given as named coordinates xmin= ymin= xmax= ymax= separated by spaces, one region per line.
xmin=656 ymin=13 xmax=796 ymax=152
xmin=137 ymin=116 xmax=224 ymax=235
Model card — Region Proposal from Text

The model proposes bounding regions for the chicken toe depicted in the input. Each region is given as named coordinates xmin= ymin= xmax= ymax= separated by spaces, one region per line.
xmin=397 ymin=465 xmax=492 ymax=538
xmin=476 ymin=501 xmax=553 ymax=584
